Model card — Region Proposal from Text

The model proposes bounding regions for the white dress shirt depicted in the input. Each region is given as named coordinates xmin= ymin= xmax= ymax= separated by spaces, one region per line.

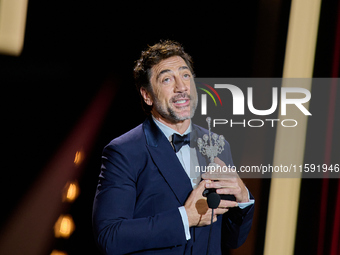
xmin=152 ymin=116 xmax=254 ymax=241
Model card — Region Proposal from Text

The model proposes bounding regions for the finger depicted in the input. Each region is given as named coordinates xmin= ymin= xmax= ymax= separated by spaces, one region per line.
xmin=216 ymin=187 xmax=241 ymax=196
xmin=219 ymin=200 xmax=238 ymax=208
xmin=202 ymin=171 xmax=238 ymax=181
xmin=199 ymin=209 xmax=213 ymax=225
xmin=206 ymin=180 xmax=238 ymax=189
xmin=214 ymin=157 xmax=226 ymax=167
xmin=195 ymin=179 xmax=211 ymax=192
xmin=213 ymin=214 xmax=218 ymax=223
xmin=214 ymin=208 xmax=229 ymax=215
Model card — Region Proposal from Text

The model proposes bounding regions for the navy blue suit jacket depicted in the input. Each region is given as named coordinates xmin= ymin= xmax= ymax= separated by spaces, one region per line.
xmin=93 ymin=116 xmax=254 ymax=254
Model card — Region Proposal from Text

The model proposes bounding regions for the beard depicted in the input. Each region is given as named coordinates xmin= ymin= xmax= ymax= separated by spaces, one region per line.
xmin=152 ymin=92 xmax=198 ymax=122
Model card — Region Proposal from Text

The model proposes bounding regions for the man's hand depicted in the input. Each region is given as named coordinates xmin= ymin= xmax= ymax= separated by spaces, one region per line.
xmin=184 ymin=179 xmax=238 ymax=228
xmin=202 ymin=157 xmax=250 ymax=203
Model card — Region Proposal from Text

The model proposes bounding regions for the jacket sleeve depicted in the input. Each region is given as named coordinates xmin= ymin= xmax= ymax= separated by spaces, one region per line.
xmin=220 ymin=141 xmax=255 ymax=249
xmin=222 ymin=194 xmax=255 ymax=249
xmin=92 ymin=144 xmax=187 ymax=255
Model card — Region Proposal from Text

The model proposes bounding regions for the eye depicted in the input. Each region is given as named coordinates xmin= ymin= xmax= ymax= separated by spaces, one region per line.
xmin=162 ymin=76 xmax=173 ymax=84
xmin=183 ymin=73 xmax=191 ymax=79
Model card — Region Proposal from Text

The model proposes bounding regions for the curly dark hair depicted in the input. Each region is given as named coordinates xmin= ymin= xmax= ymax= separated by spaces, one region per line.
xmin=133 ymin=40 xmax=194 ymax=114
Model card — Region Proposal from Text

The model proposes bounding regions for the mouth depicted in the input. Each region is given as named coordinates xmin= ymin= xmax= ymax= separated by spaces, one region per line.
xmin=173 ymin=98 xmax=190 ymax=107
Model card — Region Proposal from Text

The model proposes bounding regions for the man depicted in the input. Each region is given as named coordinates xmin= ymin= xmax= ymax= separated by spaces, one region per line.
xmin=92 ymin=40 xmax=254 ymax=254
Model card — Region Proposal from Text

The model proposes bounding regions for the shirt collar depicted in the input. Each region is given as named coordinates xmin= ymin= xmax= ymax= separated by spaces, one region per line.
xmin=152 ymin=115 xmax=191 ymax=141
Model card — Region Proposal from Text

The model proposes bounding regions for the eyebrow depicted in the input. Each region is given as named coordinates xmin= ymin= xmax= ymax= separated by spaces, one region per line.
xmin=156 ymin=66 xmax=189 ymax=80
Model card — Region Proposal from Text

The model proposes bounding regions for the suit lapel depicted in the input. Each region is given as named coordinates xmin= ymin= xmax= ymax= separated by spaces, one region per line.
xmin=191 ymin=126 xmax=210 ymax=168
xmin=143 ymin=117 xmax=193 ymax=205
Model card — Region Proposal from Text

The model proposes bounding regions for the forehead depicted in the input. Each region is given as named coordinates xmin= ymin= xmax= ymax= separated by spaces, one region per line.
xmin=151 ymin=56 xmax=188 ymax=76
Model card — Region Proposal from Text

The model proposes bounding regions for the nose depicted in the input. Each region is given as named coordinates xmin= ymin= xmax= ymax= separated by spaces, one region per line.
xmin=174 ymin=75 xmax=188 ymax=93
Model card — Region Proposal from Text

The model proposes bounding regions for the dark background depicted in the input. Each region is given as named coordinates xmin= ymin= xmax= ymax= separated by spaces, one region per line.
xmin=1 ymin=1 xmax=339 ymax=254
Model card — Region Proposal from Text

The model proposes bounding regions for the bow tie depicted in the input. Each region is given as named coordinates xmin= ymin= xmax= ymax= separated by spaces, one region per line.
xmin=172 ymin=133 xmax=190 ymax=153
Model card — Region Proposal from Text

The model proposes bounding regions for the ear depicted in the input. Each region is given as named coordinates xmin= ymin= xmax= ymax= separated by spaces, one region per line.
xmin=140 ymin=87 xmax=153 ymax=106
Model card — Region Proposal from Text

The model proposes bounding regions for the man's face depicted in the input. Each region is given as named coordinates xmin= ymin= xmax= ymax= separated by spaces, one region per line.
xmin=142 ymin=56 xmax=198 ymax=122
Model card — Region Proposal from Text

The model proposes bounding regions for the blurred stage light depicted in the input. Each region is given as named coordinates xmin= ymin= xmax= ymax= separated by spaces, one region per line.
xmin=62 ymin=181 xmax=80 ymax=202
xmin=0 ymin=0 xmax=28 ymax=56
xmin=0 ymin=82 xmax=115 ymax=255
xmin=54 ymin=215 xmax=75 ymax=239
xmin=74 ymin=150 xmax=84 ymax=165
xmin=264 ymin=0 xmax=321 ymax=255
xmin=50 ymin=250 xmax=68 ymax=255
